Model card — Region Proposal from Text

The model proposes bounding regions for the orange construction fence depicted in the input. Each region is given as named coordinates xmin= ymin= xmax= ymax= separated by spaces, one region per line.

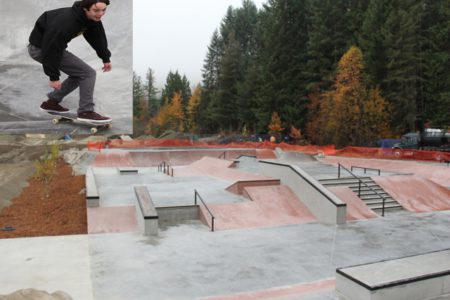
xmin=87 ymin=139 xmax=449 ymax=163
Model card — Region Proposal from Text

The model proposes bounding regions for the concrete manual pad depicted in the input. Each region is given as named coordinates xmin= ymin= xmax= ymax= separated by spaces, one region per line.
xmin=0 ymin=234 xmax=93 ymax=300
xmin=337 ymin=249 xmax=450 ymax=289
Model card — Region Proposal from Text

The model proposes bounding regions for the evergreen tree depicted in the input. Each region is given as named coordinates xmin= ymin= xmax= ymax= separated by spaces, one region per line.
xmin=382 ymin=0 xmax=423 ymax=132
xmin=211 ymin=31 xmax=241 ymax=131
xmin=145 ymin=68 xmax=159 ymax=117
xmin=199 ymin=30 xmax=223 ymax=133
xmin=419 ymin=1 xmax=450 ymax=128
xmin=133 ymin=71 xmax=144 ymax=119
xmin=255 ymin=0 xmax=310 ymax=132
xmin=161 ymin=71 xmax=191 ymax=107
xmin=358 ymin=0 xmax=392 ymax=87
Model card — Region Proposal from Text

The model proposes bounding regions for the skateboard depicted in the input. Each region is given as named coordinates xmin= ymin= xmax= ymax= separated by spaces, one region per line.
xmin=48 ymin=111 xmax=112 ymax=134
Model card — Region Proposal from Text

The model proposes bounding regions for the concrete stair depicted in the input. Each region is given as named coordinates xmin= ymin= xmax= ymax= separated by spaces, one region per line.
xmin=319 ymin=177 xmax=403 ymax=214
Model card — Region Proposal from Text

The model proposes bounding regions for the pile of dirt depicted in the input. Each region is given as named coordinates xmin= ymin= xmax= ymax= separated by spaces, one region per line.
xmin=0 ymin=159 xmax=87 ymax=239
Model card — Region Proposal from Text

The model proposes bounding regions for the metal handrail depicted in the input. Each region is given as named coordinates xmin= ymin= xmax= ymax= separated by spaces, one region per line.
xmin=351 ymin=166 xmax=381 ymax=176
xmin=338 ymin=163 xmax=387 ymax=216
xmin=157 ymin=161 xmax=173 ymax=177
xmin=194 ymin=189 xmax=215 ymax=231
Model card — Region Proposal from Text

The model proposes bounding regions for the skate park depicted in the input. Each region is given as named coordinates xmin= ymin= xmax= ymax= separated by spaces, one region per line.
xmin=0 ymin=139 xmax=449 ymax=300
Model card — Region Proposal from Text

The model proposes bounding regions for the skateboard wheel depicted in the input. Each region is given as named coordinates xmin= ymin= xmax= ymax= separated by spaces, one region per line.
xmin=106 ymin=124 xmax=112 ymax=129
xmin=52 ymin=118 xmax=59 ymax=124
xmin=90 ymin=127 xmax=98 ymax=134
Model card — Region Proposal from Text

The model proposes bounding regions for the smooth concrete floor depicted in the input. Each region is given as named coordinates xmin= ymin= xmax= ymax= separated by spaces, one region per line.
xmin=1 ymin=153 xmax=450 ymax=299
xmin=86 ymin=211 xmax=450 ymax=300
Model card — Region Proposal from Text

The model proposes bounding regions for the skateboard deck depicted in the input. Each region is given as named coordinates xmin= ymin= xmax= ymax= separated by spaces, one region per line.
xmin=48 ymin=111 xmax=112 ymax=134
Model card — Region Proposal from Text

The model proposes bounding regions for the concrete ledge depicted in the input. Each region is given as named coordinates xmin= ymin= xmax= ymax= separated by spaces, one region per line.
xmin=85 ymin=167 xmax=99 ymax=208
xmin=336 ymin=249 xmax=450 ymax=300
xmin=134 ymin=186 xmax=158 ymax=236
xmin=259 ymin=160 xmax=346 ymax=225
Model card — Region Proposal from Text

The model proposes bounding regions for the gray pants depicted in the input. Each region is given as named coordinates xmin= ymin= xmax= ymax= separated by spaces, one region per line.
xmin=28 ymin=44 xmax=96 ymax=113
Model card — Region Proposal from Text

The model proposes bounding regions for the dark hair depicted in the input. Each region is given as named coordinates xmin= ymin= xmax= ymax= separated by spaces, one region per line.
xmin=79 ymin=0 xmax=110 ymax=10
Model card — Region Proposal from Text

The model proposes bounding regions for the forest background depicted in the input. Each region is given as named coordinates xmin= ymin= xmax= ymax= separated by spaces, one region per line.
xmin=133 ymin=0 xmax=450 ymax=147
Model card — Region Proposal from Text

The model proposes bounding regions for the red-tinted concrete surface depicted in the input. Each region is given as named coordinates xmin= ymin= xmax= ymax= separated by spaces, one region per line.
xmin=93 ymin=150 xmax=257 ymax=167
xmin=175 ymin=157 xmax=275 ymax=182
xmin=328 ymin=186 xmax=378 ymax=220
xmin=93 ymin=152 xmax=134 ymax=167
xmin=256 ymin=149 xmax=277 ymax=159
xmin=321 ymin=156 xmax=450 ymax=187
xmin=373 ymin=176 xmax=450 ymax=213
xmin=200 ymin=185 xmax=317 ymax=231
xmin=199 ymin=278 xmax=335 ymax=300
xmin=87 ymin=207 xmax=138 ymax=234
xmin=226 ymin=180 xmax=280 ymax=195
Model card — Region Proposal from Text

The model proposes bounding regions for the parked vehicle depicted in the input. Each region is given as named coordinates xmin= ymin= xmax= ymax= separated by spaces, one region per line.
xmin=393 ymin=129 xmax=450 ymax=152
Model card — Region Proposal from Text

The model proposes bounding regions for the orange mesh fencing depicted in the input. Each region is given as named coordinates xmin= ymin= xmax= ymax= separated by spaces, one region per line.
xmin=87 ymin=138 xmax=449 ymax=163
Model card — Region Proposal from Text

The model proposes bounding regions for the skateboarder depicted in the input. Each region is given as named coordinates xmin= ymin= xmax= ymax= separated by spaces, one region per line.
xmin=28 ymin=0 xmax=112 ymax=123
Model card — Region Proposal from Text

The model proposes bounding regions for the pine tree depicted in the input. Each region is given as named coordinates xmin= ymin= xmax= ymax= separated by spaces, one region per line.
xmin=382 ymin=0 xmax=423 ymax=133
xmin=419 ymin=1 xmax=450 ymax=128
xmin=145 ymin=68 xmax=159 ymax=117
xmin=199 ymin=30 xmax=223 ymax=133
xmin=358 ymin=0 xmax=392 ymax=87
xmin=212 ymin=31 xmax=241 ymax=131
xmin=255 ymin=0 xmax=310 ymax=132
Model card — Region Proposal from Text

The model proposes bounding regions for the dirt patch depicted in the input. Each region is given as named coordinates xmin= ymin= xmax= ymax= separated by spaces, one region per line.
xmin=0 ymin=159 xmax=87 ymax=238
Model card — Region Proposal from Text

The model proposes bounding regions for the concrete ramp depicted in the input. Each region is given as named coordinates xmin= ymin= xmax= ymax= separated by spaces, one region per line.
xmin=176 ymin=157 xmax=275 ymax=182
xmin=255 ymin=149 xmax=276 ymax=159
xmin=328 ymin=187 xmax=378 ymax=221
xmin=200 ymin=185 xmax=317 ymax=230
xmin=279 ymin=151 xmax=316 ymax=162
xmin=93 ymin=152 xmax=133 ymax=167
xmin=373 ymin=176 xmax=450 ymax=213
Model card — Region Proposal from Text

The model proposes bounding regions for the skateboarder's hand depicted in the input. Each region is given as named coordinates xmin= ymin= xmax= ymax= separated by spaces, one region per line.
xmin=102 ymin=62 xmax=112 ymax=72
xmin=49 ymin=80 xmax=62 ymax=90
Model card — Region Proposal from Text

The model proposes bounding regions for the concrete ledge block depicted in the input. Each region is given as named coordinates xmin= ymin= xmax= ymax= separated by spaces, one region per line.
xmin=336 ymin=249 xmax=450 ymax=300
xmin=85 ymin=167 xmax=99 ymax=207
xmin=134 ymin=186 xmax=158 ymax=236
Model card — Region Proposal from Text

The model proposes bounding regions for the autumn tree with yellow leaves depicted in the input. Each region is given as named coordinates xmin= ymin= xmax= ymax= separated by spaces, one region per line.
xmin=187 ymin=85 xmax=202 ymax=133
xmin=155 ymin=92 xmax=185 ymax=133
xmin=310 ymin=46 xmax=391 ymax=147
xmin=268 ymin=112 xmax=284 ymax=139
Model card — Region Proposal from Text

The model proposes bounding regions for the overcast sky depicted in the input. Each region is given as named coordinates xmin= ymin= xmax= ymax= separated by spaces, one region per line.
xmin=133 ymin=0 xmax=267 ymax=90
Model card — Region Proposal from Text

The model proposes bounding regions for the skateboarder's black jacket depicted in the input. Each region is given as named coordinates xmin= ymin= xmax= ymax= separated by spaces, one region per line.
xmin=29 ymin=1 xmax=111 ymax=81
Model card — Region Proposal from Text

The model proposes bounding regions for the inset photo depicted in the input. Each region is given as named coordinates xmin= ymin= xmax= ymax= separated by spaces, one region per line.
xmin=0 ymin=0 xmax=132 ymax=135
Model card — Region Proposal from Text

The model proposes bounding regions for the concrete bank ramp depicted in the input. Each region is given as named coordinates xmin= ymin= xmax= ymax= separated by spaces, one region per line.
xmin=200 ymin=185 xmax=317 ymax=231
xmin=328 ymin=186 xmax=378 ymax=221
xmin=255 ymin=149 xmax=276 ymax=159
xmin=92 ymin=150 xmax=257 ymax=167
xmin=176 ymin=157 xmax=275 ymax=182
xmin=373 ymin=176 xmax=450 ymax=213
